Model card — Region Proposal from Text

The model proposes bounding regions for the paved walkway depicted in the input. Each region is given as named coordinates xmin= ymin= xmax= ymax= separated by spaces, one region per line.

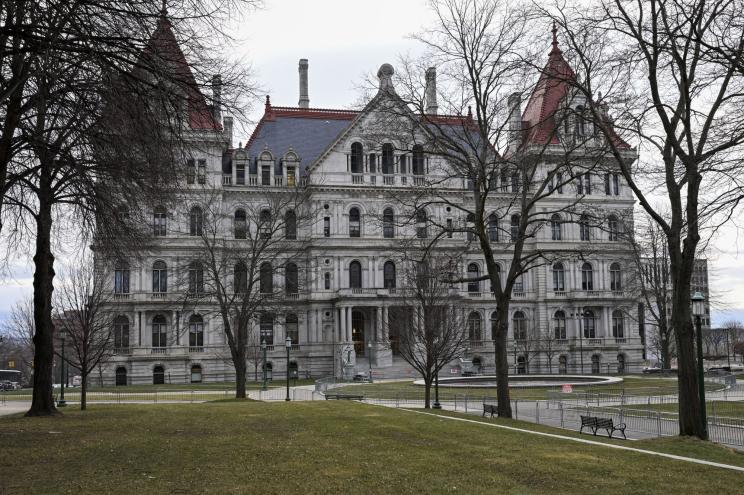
xmin=0 ymin=402 xmax=30 ymax=417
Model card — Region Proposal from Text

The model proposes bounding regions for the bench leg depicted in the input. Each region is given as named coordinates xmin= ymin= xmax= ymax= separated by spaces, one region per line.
xmin=606 ymin=428 xmax=613 ymax=439
xmin=619 ymin=428 xmax=626 ymax=440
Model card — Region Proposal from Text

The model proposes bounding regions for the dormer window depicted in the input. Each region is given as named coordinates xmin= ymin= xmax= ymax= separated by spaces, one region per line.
xmin=350 ymin=142 xmax=363 ymax=173
xmin=236 ymin=163 xmax=245 ymax=185
xmin=412 ymin=145 xmax=425 ymax=175
xmin=287 ymin=167 xmax=296 ymax=187
xmin=261 ymin=166 xmax=271 ymax=186
xmin=382 ymin=144 xmax=394 ymax=174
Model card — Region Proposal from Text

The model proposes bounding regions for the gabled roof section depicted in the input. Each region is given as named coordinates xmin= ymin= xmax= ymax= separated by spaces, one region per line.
xmin=245 ymin=97 xmax=358 ymax=175
xmin=521 ymin=25 xmax=630 ymax=150
xmin=140 ymin=13 xmax=221 ymax=131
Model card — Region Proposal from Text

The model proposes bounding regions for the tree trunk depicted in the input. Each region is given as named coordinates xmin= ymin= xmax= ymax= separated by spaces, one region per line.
xmin=26 ymin=182 xmax=58 ymax=417
xmin=424 ymin=377 xmax=432 ymax=409
xmin=493 ymin=297 xmax=512 ymax=418
xmin=660 ymin=331 xmax=671 ymax=369
xmin=235 ymin=361 xmax=247 ymax=399
xmin=81 ymin=373 xmax=87 ymax=411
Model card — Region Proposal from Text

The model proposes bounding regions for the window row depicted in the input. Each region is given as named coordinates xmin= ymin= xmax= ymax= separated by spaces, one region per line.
xmin=552 ymin=261 xmax=623 ymax=292
xmin=467 ymin=309 xmax=626 ymax=341
xmin=151 ymin=207 xmax=298 ymax=240
xmin=349 ymin=142 xmax=426 ymax=175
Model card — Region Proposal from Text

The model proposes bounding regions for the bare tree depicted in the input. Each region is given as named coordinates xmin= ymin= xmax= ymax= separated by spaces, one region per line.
xmin=178 ymin=185 xmax=316 ymax=399
xmin=552 ymin=0 xmax=744 ymax=438
xmin=722 ymin=320 xmax=743 ymax=366
xmin=53 ymin=256 xmax=114 ymax=410
xmin=386 ymin=247 xmax=468 ymax=408
xmin=538 ymin=325 xmax=561 ymax=374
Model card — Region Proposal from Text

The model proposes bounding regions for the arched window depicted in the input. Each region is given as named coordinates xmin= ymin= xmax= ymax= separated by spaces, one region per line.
xmin=260 ymin=313 xmax=274 ymax=345
xmin=189 ymin=315 xmax=204 ymax=349
xmin=467 ymin=263 xmax=480 ymax=293
xmin=581 ymin=262 xmax=594 ymax=291
xmin=153 ymin=365 xmax=165 ymax=385
xmin=553 ymin=310 xmax=566 ymax=339
xmin=114 ymin=261 xmax=130 ymax=294
xmin=190 ymin=364 xmax=202 ymax=383
xmin=260 ymin=262 xmax=273 ymax=294
xmin=349 ymin=207 xmax=361 ymax=237
xmin=234 ymin=261 xmax=247 ymax=293
xmin=559 ymin=355 xmax=568 ymax=374
xmin=259 ymin=209 xmax=271 ymax=239
xmin=153 ymin=206 xmax=167 ymax=236
xmin=617 ymin=354 xmax=626 ymax=374
xmin=152 ymin=261 xmax=167 ymax=293
xmin=468 ymin=312 xmax=482 ymax=341
xmin=189 ymin=206 xmax=203 ymax=236
xmin=285 ymin=210 xmax=297 ymax=240
xmin=412 ymin=145 xmax=425 ymax=175
xmin=188 ymin=261 xmax=204 ymax=294
xmin=349 ymin=260 xmax=362 ymax=289
xmin=383 ymin=208 xmax=395 ymax=238
xmin=285 ymin=263 xmax=299 ymax=295
xmin=612 ymin=310 xmax=624 ymax=338
xmin=583 ymin=310 xmax=596 ymax=339
xmin=513 ymin=311 xmax=527 ymax=340
xmin=350 ymin=142 xmax=364 ymax=173
xmin=591 ymin=354 xmax=600 ymax=374
xmin=382 ymin=143 xmax=394 ymax=174
xmin=115 ymin=366 xmax=127 ymax=386
xmin=488 ymin=214 xmax=499 ymax=242
xmin=551 ymin=213 xmax=562 ymax=241
xmin=383 ymin=261 xmax=396 ymax=289
xmin=285 ymin=314 xmax=299 ymax=344
xmin=579 ymin=214 xmax=591 ymax=241
xmin=114 ymin=316 xmax=129 ymax=351
xmin=510 ymin=214 xmax=520 ymax=242
xmin=416 ymin=210 xmax=428 ymax=239
xmin=234 ymin=209 xmax=247 ymax=239
xmin=608 ymin=215 xmax=620 ymax=241
xmin=610 ymin=262 xmax=622 ymax=291
xmin=552 ymin=262 xmax=565 ymax=291
xmin=152 ymin=315 xmax=167 ymax=348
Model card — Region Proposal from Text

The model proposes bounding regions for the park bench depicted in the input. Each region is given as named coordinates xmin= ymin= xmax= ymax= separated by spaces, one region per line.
xmin=482 ymin=403 xmax=498 ymax=418
xmin=579 ymin=415 xmax=626 ymax=439
xmin=324 ymin=393 xmax=364 ymax=401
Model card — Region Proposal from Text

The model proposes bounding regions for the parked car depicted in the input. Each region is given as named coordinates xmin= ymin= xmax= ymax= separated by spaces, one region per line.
xmin=352 ymin=372 xmax=371 ymax=383
xmin=0 ymin=380 xmax=19 ymax=391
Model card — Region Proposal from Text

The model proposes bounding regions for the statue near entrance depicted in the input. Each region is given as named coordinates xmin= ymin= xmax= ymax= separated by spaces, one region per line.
xmin=341 ymin=343 xmax=356 ymax=380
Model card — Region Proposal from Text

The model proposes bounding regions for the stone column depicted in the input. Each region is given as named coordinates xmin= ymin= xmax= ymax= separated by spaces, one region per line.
xmin=376 ymin=306 xmax=383 ymax=341
xmin=382 ymin=305 xmax=389 ymax=342
xmin=346 ymin=307 xmax=353 ymax=342
xmin=338 ymin=307 xmax=344 ymax=342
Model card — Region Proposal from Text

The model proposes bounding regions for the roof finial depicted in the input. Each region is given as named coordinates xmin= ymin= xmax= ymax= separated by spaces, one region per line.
xmin=160 ymin=0 xmax=167 ymax=17
xmin=550 ymin=20 xmax=560 ymax=54
xmin=467 ymin=105 xmax=473 ymax=120
xmin=265 ymin=95 xmax=272 ymax=112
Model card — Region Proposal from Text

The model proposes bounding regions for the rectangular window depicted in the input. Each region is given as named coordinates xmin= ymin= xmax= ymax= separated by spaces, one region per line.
xmin=446 ymin=219 xmax=453 ymax=238
xmin=287 ymin=167 xmax=296 ymax=187
xmin=584 ymin=173 xmax=591 ymax=195
xmin=236 ymin=164 xmax=245 ymax=185
xmin=576 ymin=175 xmax=583 ymax=195
xmin=186 ymin=159 xmax=195 ymax=184
xmin=613 ymin=174 xmax=620 ymax=195
xmin=323 ymin=217 xmax=330 ymax=237
xmin=153 ymin=211 xmax=167 ymax=236
xmin=399 ymin=155 xmax=406 ymax=174
xmin=197 ymin=159 xmax=206 ymax=184
xmin=605 ymin=173 xmax=611 ymax=195
xmin=555 ymin=172 xmax=563 ymax=193
xmin=114 ymin=270 xmax=130 ymax=294
xmin=261 ymin=166 xmax=271 ymax=186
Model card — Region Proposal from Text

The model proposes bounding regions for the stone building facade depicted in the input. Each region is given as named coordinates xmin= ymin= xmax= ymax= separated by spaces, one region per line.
xmin=101 ymin=22 xmax=644 ymax=385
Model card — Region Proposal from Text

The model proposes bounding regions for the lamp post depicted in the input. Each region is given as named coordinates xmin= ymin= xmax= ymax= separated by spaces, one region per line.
xmin=692 ymin=292 xmax=708 ymax=440
xmin=58 ymin=328 xmax=67 ymax=408
xmin=367 ymin=341 xmax=373 ymax=381
xmin=261 ymin=339 xmax=267 ymax=391
xmin=572 ymin=310 xmax=585 ymax=375
xmin=285 ymin=336 xmax=292 ymax=402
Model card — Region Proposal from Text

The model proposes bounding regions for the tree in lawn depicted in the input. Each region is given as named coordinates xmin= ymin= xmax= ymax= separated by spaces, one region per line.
xmin=1 ymin=2 xmax=257 ymax=416
xmin=53 ymin=255 xmax=114 ymax=410
xmin=0 ymin=297 xmax=36 ymax=382
xmin=386 ymin=247 xmax=468 ymax=408
xmin=180 ymin=187 xmax=316 ymax=399
xmin=380 ymin=0 xmax=628 ymax=417
xmin=552 ymin=0 xmax=744 ymax=438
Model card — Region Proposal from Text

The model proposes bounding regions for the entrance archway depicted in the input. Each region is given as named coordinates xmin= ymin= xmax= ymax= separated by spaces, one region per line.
xmin=115 ymin=367 xmax=127 ymax=386
xmin=153 ymin=365 xmax=165 ymax=385
xmin=352 ymin=311 xmax=365 ymax=355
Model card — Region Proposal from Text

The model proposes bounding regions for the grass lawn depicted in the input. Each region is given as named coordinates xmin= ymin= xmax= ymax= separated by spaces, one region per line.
xmin=1 ymin=401 xmax=743 ymax=494
xmin=333 ymin=376 xmax=721 ymax=401
xmin=642 ymin=400 xmax=744 ymax=420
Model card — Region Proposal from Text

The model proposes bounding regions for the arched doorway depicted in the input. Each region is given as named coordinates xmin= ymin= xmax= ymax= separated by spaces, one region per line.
xmin=115 ymin=367 xmax=127 ymax=386
xmin=591 ymin=354 xmax=601 ymax=374
xmin=517 ymin=356 xmax=526 ymax=374
xmin=288 ymin=361 xmax=299 ymax=380
xmin=352 ymin=311 xmax=365 ymax=355
xmin=472 ymin=356 xmax=482 ymax=374
xmin=617 ymin=354 xmax=626 ymax=374
xmin=190 ymin=364 xmax=203 ymax=383
xmin=558 ymin=355 xmax=568 ymax=374
xmin=153 ymin=365 xmax=165 ymax=385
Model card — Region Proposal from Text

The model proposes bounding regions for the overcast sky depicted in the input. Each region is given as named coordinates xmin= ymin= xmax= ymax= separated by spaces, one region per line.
xmin=0 ymin=0 xmax=742 ymax=326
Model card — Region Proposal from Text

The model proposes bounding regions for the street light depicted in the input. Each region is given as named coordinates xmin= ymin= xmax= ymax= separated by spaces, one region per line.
xmin=433 ymin=337 xmax=441 ymax=409
xmin=571 ymin=310 xmax=586 ymax=374
xmin=261 ymin=339 xmax=268 ymax=391
xmin=57 ymin=328 xmax=67 ymax=408
xmin=367 ymin=341 xmax=373 ymax=381
xmin=692 ymin=291 xmax=708 ymax=440
xmin=285 ymin=336 xmax=292 ymax=402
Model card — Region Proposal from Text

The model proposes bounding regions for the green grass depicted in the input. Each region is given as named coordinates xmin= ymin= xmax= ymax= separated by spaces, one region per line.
xmin=332 ymin=376 xmax=721 ymax=401
xmin=1 ymin=402 xmax=743 ymax=494
xmin=641 ymin=401 xmax=744 ymax=420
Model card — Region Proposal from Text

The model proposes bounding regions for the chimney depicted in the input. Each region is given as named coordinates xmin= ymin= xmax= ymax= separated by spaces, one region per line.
xmin=223 ymin=116 xmax=233 ymax=148
xmin=298 ymin=59 xmax=309 ymax=108
xmin=212 ymin=74 xmax=222 ymax=120
xmin=425 ymin=67 xmax=438 ymax=115
xmin=507 ymin=92 xmax=522 ymax=147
